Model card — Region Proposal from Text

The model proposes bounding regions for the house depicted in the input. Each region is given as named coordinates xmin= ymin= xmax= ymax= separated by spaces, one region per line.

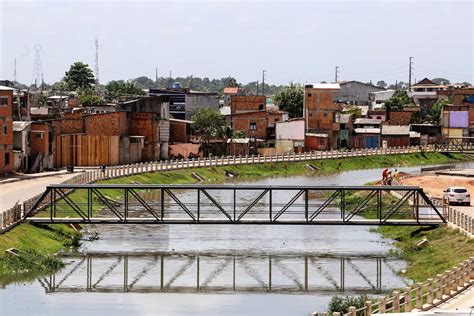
xmin=337 ymin=113 xmax=353 ymax=148
xmin=352 ymin=118 xmax=382 ymax=148
xmin=304 ymin=83 xmax=341 ymax=149
xmin=387 ymin=107 xmax=420 ymax=125
xmin=0 ymin=85 xmax=14 ymax=174
xmin=12 ymin=121 xmax=31 ymax=172
xmin=223 ymin=87 xmax=243 ymax=108
xmin=380 ymin=125 xmax=411 ymax=148
xmin=441 ymin=105 xmax=469 ymax=137
xmin=231 ymin=95 xmax=266 ymax=113
xmin=335 ymin=81 xmax=386 ymax=105
xmin=452 ymin=88 xmax=474 ymax=136
xmin=409 ymin=78 xmax=447 ymax=116
xmin=230 ymin=108 xmax=288 ymax=140
xmin=367 ymin=110 xmax=387 ymax=121
xmin=369 ymin=90 xmax=396 ymax=109
xmin=149 ymin=88 xmax=218 ymax=120
xmin=30 ymin=122 xmax=54 ymax=172
xmin=410 ymin=124 xmax=442 ymax=145
xmin=305 ymin=133 xmax=329 ymax=151
xmin=275 ymin=118 xmax=305 ymax=153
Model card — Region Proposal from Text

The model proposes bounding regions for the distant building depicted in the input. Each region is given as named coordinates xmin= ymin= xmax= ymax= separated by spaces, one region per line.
xmin=0 ymin=85 xmax=14 ymax=174
xmin=335 ymin=81 xmax=385 ymax=105
xmin=12 ymin=121 xmax=31 ymax=172
xmin=409 ymin=78 xmax=447 ymax=116
xmin=369 ymin=90 xmax=395 ymax=109
xmin=352 ymin=118 xmax=382 ymax=149
xmin=303 ymin=83 xmax=341 ymax=149
xmin=149 ymin=88 xmax=218 ymax=120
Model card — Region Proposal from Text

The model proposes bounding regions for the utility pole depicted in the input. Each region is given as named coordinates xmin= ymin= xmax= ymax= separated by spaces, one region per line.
xmin=408 ymin=57 xmax=414 ymax=91
xmin=262 ymin=70 xmax=266 ymax=96
xmin=169 ymin=71 xmax=172 ymax=88
xmin=335 ymin=66 xmax=339 ymax=83
xmin=155 ymin=68 xmax=158 ymax=88
xmin=256 ymin=80 xmax=259 ymax=95
xmin=13 ymin=59 xmax=17 ymax=84
xmin=94 ymin=37 xmax=100 ymax=85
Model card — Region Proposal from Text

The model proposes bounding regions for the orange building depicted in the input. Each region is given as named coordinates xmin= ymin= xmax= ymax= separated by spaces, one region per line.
xmin=303 ymin=83 xmax=341 ymax=149
xmin=0 ymin=86 xmax=14 ymax=174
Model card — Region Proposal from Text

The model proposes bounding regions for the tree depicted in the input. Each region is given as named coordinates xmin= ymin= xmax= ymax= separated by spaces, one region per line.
xmin=225 ymin=77 xmax=239 ymax=88
xmin=105 ymin=80 xmax=145 ymax=102
xmin=191 ymin=107 xmax=227 ymax=155
xmin=273 ymin=83 xmax=304 ymax=118
xmin=327 ymin=295 xmax=366 ymax=314
xmin=383 ymin=90 xmax=414 ymax=111
xmin=376 ymin=80 xmax=387 ymax=88
xmin=429 ymin=97 xmax=451 ymax=124
xmin=79 ymin=88 xmax=105 ymax=106
xmin=64 ymin=62 xmax=95 ymax=90
xmin=134 ymin=76 xmax=156 ymax=89
xmin=432 ymin=77 xmax=450 ymax=85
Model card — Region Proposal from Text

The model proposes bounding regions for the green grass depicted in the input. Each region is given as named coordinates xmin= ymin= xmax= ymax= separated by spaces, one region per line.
xmin=0 ymin=224 xmax=80 ymax=284
xmin=372 ymin=226 xmax=474 ymax=282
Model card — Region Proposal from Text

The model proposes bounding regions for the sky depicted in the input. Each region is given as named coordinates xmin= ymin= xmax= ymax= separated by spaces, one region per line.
xmin=0 ymin=0 xmax=473 ymax=86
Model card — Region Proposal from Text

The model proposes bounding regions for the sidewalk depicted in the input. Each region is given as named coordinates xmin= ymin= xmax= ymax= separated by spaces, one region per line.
xmin=0 ymin=170 xmax=71 ymax=185
xmin=0 ymin=171 xmax=80 ymax=212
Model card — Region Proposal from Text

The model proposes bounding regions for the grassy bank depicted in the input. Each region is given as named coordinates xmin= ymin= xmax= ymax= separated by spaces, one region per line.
xmin=372 ymin=225 xmax=474 ymax=282
xmin=0 ymin=224 xmax=80 ymax=284
xmin=0 ymin=151 xmax=470 ymax=284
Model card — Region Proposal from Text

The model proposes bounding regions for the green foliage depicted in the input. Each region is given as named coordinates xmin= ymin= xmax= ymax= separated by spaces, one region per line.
xmin=233 ymin=130 xmax=245 ymax=138
xmin=384 ymin=90 xmax=414 ymax=111
xmin=429 ymin=97 xmax=451 ymax=124
xmin=191 ymin=107 xmax=228 ymax=153
xmin=328 ymin=295 xmax=366 ymax=314
xmin=376 ymin=80 xmax=387 ymax=88
xmin=344 ymin=106 xmax=362 ymax=118
xmin=64 ymin=62 xmax=95 ymax=90
xmin=79 ymin=89 xmax=105 ymax=106
xmin=273 ymin=83 xmax=304 ymax=118
xmin=105 ymin=80 xmax=145 ymax=102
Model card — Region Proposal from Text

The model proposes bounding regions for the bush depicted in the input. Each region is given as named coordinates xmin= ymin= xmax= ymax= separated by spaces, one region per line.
xmin=327 ymin=295 xmax=366 ymax=314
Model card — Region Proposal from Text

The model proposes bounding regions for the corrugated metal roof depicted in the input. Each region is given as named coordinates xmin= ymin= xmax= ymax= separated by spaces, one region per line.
xmin=354 ymin=128 xmax=380 ymax=134
xmin=381 ymin=125 xmax=410 ymax=135
xmin=305 ymin=83 xmax=340 ymax=90
xmin=0 ymin=85 xmax=15 ymax=91
xmin=305 ymin=133 xmax=329 ymax=137
xmin=354 ymin=118 xmax=382 ymax=125
xmin=223 ymin=87 xmax=240 ymax=94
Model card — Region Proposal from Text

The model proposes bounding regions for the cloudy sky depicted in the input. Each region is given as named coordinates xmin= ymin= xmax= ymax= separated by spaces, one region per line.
xmin=1 ymin=0 xmax=473 ymax=86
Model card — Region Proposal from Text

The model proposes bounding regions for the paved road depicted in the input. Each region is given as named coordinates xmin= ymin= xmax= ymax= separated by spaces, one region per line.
xmin=0 ymin=173 xmax=78 ymax=212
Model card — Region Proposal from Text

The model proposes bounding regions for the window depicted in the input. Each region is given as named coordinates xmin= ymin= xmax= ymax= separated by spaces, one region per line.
xmin=308 ymin=93 xmax=312 ymax=97
xmin=376 ymin=116 xmax=381 ymax=119
xmin=3 ymin=125 xmax=7 ymax=135
xmin=0 ymin=97 xmax=8 ymax=106
xmin=323 ymin=112 xmax=328 ymax=117
xmin=36 ymin=133 xmax=43 ymax=139
xmin=258 ymin=104 xmax=264 ymax=110
xmin=249 ymin=122 xmax=257 ymax=131
xmin=4 ymin=152 xmax=9 ymax=165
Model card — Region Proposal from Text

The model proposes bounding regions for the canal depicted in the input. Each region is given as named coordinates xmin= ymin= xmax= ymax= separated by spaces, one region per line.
xmin=2 ymin=164 xmax=463 ymax=315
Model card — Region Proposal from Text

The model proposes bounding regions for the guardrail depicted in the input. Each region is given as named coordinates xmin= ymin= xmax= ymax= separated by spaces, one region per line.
xmin=0 ymin=144 xmax=445 ymax=233
xmin=312 ymin=257 xmax=474 ymax=315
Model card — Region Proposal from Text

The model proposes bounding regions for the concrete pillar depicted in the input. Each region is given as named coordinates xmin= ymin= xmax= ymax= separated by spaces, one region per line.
xmin=436 ymin=274 xmax=443 ymax=301
xmin=392 ymin=290 xmax=400 ymax=312
xmin=444 ymin=272 xmax=451 ymax=296
xmin=427 ymin=278 xmax=434 ymax=305
xmin=378 ymin=297 xmax=386 ymax=314
xmin=415 ymin=284 xmax=423 ymax=310
xmin=404 ymin=287 xmax=412 ymax=312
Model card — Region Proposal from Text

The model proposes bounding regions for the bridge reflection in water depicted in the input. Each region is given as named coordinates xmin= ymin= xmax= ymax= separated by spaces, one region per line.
xmin=39 ymin=252 xmax=409 ymax=295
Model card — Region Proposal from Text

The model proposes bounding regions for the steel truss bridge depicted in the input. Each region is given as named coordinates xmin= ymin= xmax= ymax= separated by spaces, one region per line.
xmin=436 ymin=137 xmax=474 ymax=154
xmin=24 ymin=184 xmax=445 ymax=226
xmin=39 ymin=252 xmax=407 ymax=294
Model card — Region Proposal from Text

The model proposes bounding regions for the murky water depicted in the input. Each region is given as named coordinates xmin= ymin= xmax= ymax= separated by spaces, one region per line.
xmin=2 ymin=163 xmax=470 ymax=316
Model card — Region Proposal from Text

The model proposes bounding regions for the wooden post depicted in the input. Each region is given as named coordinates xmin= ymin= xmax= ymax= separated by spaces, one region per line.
xmin=416 ymin=284 xmax=423 ymax=310
xmin=348 ymin=306 xmax=356 ymax=316
xmin=444 ymin=271 xmax=451 ymax=296
xmin=436 ymin=274 xmax=443 ymax=301
xmin=427 ymin=278 xmax=434 ymax=305
xmin=404 ymin=287 xmax=412 ymax=312
xmin=365 ymin=301 xmax=372 ymax=316
xmin=378 ymin=296 xmax=386 ymax=314
xmin=392 ymin=290 xmax=400 ymax=313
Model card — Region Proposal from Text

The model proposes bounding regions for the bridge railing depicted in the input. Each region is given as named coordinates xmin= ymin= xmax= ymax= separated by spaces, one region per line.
xmin=312 ymin=257 xmax=474 ymax=315
xmin=0 ymin=145 xmax=438 ymax=233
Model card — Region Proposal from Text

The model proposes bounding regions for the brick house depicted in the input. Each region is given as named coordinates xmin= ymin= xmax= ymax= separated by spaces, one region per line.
xmin=303 ymin=83 xmax=341 ymax=149
xmin=0 ymin=86 xmax=14 ymax=174
xmin=30 ymin=122 xmax=54 ymax=172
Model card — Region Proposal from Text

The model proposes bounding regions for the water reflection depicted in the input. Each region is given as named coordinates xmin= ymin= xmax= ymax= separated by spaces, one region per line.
xmin=41 ymin=251 xmax=408 ymax=295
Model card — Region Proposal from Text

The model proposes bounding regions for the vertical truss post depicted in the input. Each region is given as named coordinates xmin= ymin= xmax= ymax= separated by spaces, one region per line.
xmin=233 ymin=256 xmax=236 ymax=291
xmin=415 ymin=191 xmax=420 ymax=223
xmin=160 ymin=255 xmax=164 ymax=291
xmin=87 ymin=188 xmax=92 ymax=220
xmin=52 ymin=187 xmax=57 ymax=218
xmin=160 ymin=189 xmax=164 ymax=221
xmin=124 ymin=188 xmax=128 ymax=222
xmin=87 ymin=255 xmax=92 ymax=292
xmin=197 ymin=189 xmax=200 ymax=221
xmin=269 ymin=189 xmax=273 ymax=222
xmin=305 ymin=189 xmax=309 ymax=222
xmin=233 ymin=189 xmax=236 ymax=221
xmin=377 ymin=189 xmax=382 ymax=223
xmin=50 ymin=188 xmax=54 ymax=222
xmin=341 ymin=189 xmax=345 ymax=221
xmin=340 ymin=257 xmax=345 ymax=291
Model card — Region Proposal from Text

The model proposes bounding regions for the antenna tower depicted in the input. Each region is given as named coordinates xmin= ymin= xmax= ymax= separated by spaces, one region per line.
xmin=13 ymin=59 xmax=17 ymax=83
xmin=94 ymin=37 xmax=100 ymax=84
xmin=32 ymin=44 xmax=43 ymax=89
